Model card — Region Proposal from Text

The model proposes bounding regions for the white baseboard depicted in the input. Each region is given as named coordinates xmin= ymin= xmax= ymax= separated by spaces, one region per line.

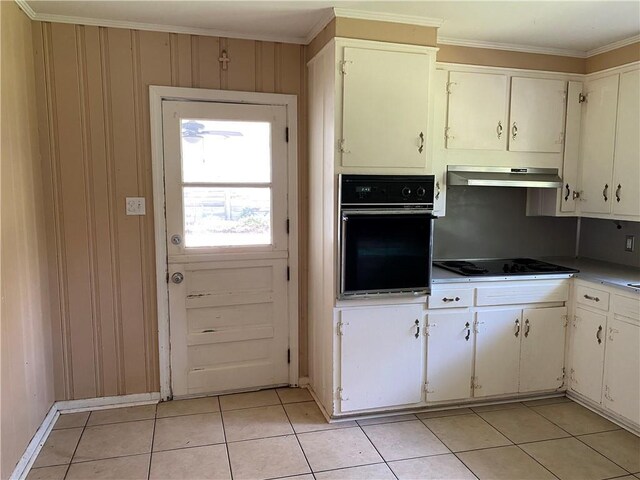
xmin=11 ymin=392 xmax=161 ymax=480
xmin=10 ymin=404 xmax=58 ymax=480
xmin=566 ymin=391 xmax=640 ymax=435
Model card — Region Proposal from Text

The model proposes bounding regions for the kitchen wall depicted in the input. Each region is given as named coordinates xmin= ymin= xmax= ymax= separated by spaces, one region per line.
xmin=1 ymin=3 xmax=56 ymax=478
xmin=32 ymin=21 xmax=307 ymax=400
xmin=434 ymin=187 xmax=578 ymax=259
xmin=579 ymin=218 xmax=640 ymax=267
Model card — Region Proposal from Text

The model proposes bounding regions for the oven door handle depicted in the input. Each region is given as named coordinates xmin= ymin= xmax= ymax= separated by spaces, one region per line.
xmin=340 ymin=213 xmax=348 ymax=296
xmin=341 ymin=208 xmax=434 ymax=216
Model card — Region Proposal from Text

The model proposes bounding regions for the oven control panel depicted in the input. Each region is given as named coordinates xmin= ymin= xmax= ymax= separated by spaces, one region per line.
xmin=340 ymin=174 xmax=435 ymax=206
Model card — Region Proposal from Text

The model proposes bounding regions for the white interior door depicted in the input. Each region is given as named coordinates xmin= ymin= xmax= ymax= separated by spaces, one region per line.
xmin=162 ymin=100 xmax=291 ymax=397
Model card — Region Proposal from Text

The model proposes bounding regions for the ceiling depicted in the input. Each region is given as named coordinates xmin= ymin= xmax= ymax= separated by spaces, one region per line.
xmin=21 ymin=1 xmax=640 ymax=56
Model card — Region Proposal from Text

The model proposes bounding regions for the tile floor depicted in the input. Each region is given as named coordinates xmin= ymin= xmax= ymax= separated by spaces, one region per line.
xmin=27 ymin=390 xmax=640 ymax=480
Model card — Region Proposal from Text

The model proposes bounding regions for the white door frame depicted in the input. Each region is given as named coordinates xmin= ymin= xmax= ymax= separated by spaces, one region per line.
xmin=149 ymin=86 xmax=299 ymax=400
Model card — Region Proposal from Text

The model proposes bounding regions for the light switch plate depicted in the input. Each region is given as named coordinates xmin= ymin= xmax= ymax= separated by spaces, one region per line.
xmin=126 ymin=197 xmax=146 ymax=215
xmin=625 ymin=235 xmax=635 ymax=252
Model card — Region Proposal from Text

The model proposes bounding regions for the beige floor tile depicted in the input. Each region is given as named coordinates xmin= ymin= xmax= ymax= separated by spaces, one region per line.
xmin=417 ymin=407 xmax=474 ymax=419
xmin=458 ymin=445 xmax=557 ymax=480
xmin=223 ymin=405 xmax=293 ymax=442
xmin=153 ymin=412 xmax=224 ymax=451
xmin=297 ymin=427 xmax=382 ymax=472
xmin=228 ymin=435 xmax=310 ymax=480
xmin=422 ymin=413 xmax=511 ymax=452
xmin=523 ymin=396 xmax=571 ymax=407
xmin=579 ymin=429 xmax=640 ymax=473
xmin=532 ymin=402 xmax=619 ymax=435
xmin=156 ymin=396 xmax=220 ymax=418
xmin=272 ymin=476 xmax=314 ymax=480
xmin=26 ymin=465 xmax=68 ymax=480
xmin=66 ymin=454 xmax=150 ymax=480
xmin=53 ymin=412 xmax=89 ymax=430
xmin=471 ymin=402 xmax=526 ymax=413
xmin=87 ymin=405 xmax=156 ymax=426
xmin=149 ymin=444 xmax=231 ymax=480
xmin=219 ymin=390 xmax=280 ymax=411
xmin=284 ymin=401 xmax=357 ymax=433
xmin=73 ymin=420 xmax=154 ymax=463
xmin=314 ymin=463 xmax=396 ymax=480
xmin=357 ymin=414 xmax=417 ymax=427
xmin=276 ymin=387 xmax=313 ymax=404
xmin=33 ymin=428 xmax=83 ymax=468
xmin=521 ymin=437 xmax=627 ymax=480
xmin=362 ymin=420 xmax=449 ymax=461
xmin=478 ymin=407 xmax=570 ymax=443
xmin=388 ymin=453 xmax=476 ymax=480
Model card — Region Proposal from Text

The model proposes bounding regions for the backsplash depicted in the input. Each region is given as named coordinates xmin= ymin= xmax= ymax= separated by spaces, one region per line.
xmin=579 ymin=217 xmax=640 ymax=268
xmin=434 ymin=187 xmax=577 ymax=259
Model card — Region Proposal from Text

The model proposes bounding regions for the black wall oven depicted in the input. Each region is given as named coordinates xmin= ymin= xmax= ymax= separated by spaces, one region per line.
xmin=339 ymin=174 xmax=436 ymax=298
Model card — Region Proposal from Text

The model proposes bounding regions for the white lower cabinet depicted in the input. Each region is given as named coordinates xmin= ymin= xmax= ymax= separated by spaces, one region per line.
xmin=338 ymin=305 xmax=425 ymax=412
xmin=603 ymin=318 xmax=640 ymax=425
xmin=425 ymin=311 xmax=474 ymax=402
xmin=570 ymin=307 xmax=606 ymax=403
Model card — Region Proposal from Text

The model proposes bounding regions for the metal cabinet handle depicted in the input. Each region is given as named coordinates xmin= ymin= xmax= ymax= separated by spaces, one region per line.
xmin=442 ymin=296 xmax=460 ymax=303
xmin=564 ymin=184 xmax=571 ymax=202
xmin=418 ymin=132 xmax=425 ymax=153
xmin=596 ymin=325 xmax=603 ymax=344
xmin=465 ymin=322 xmax=471 ymax=341
xmin=615 ymin=184 xmax=621 ymax=202
xmin=603 ymin=184 xmax=609 ymax=202
xmin=435 ymin=181 xmax=441 ymax=200
xmin=584 ymin=294 xmax=600 ymax=302
xmin=515 ymin=319 xmax=520 ymax=337
xmin=171 ymin=272 xmax=184 ymax=284
xmin=414 ymin=319 xmax=420 ymax=338
xmin=524 ymin=319 xmax=530 ymax=338
xmin=512 ymin=122 xmax=518 ymax=140
xmin=497 ymin=121 xmax=503 ymax=139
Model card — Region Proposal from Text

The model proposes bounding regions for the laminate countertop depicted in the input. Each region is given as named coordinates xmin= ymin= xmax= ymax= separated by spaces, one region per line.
xmin=432 ymin=257 xmax=640 ymax=294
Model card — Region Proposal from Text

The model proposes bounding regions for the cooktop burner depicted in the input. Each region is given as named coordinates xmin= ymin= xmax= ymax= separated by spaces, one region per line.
xmin=434 ymin=258 xmax=579 ymax=277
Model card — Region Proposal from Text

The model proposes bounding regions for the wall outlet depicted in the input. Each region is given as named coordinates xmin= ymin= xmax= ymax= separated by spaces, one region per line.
xmin=625 ymin=235 xmax=635 ymax=252
xmin=126 ymin=197 xmax=146 ymax=216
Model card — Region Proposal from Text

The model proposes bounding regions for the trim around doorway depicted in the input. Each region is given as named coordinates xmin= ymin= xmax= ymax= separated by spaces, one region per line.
xmin=149 ymin=86 xmax=299 ymax=400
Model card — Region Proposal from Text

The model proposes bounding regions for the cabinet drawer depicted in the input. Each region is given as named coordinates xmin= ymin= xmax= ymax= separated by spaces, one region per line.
xmin=613 ymin=294 xmax=639 ymax=323
xmin=428 ymin=288 xmax=474 ymax=309
xmin=576 ymin=285 xmax=610 ymax=311
xmin=476 ymin=282 xmax=569 ymax=306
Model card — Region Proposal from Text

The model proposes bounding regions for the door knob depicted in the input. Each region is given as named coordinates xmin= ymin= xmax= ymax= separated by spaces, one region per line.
xmin=171 ymin=272 xmax=184 ymax=284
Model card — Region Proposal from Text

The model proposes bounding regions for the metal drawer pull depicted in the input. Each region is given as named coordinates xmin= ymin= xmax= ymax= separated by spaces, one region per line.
xmin=435 ymin=181 xmax=441 ymax=200
xmin=603 ymin=184 xmax=609 ymax=202
xmin=515 ymin=319 xmax=520 ymax=337
xmin=583 ymin=294 xmax=600 ymax=302
xmin=418 ymin=132 xmax=425 ymax=153
xmin=442 ymin=296 xmax=460 ymax=303
xmin=512 ymin=122 xmax=518 ymax=140
xmin=414 ymin=319 xmax=420 ymax=338
xmin=465 ymin=322 xmax=471 ymax=341
xmin=615 ymin=184 xmax=621 ymax=202
xmin=596 ymin=325 xmax=603 ymax=344
xmin=524 ymin=319 xmax=530 ymax=338
xmin=564 ymin=184 xmax=571 ymax=202
xmin=497 ymin=121 xmax=503 ymax=139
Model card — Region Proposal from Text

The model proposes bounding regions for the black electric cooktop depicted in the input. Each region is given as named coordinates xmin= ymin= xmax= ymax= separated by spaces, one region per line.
xmin=434 ymin=258 xmax=579 ymax=276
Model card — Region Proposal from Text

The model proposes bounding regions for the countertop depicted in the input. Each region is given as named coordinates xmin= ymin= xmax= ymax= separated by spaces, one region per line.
xmin=432 ymin=257 xmax=640 ymax=294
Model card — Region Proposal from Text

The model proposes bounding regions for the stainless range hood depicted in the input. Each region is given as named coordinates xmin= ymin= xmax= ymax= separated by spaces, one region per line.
xmin=447 ymin=166 xmax=563 ymax=188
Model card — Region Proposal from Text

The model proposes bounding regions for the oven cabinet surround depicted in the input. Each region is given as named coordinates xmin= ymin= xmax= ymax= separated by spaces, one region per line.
xmin=568 ymin=279 xmax=640 ymax=428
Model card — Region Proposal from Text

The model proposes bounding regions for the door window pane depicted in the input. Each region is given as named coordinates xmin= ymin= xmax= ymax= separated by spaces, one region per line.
xmin=181 ymin=120 xmax=271 ymax=183
xmin=183 ymin=187 xmax=271 ymax=247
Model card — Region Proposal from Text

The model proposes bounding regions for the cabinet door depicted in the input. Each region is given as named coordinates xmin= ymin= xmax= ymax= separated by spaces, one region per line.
xmin=339 ymin=305 xmax=425 ymax=412
xmin=446 ymin=71 xmax=508 ymax=150
xmin=341 ymin=47 xmax=430 ymax=168
xmin=603 ymin=318 xmax=640 ymax=425
xmin=475 ymin=309 xmax=521 ymax=397
xmin=426 ymin=311 xmax=474 ymax=402
xmin=570 ymin=307 xmax=606 ymax=403
xmin=520 ymin=307 xmax=566 ymax=392
xmin=508 ymin=77 xmax=566 ymax=153
xmin=580 ymin=75 xmax=619 ymax=214
xmin=612 ymin=70 xmax=640 ymax=217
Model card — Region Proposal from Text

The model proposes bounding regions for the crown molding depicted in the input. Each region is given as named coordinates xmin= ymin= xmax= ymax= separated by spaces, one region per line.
xmin=437 ymin=36 xmax=587 ymax=58
xmin=303 ymin=8 xmax=336 ymax=44
xmin=333 ymin=7 xmax=444 ymax=28
xmin=587 ymin=34 xmax=640 ymax=57
xmin=15 ymin=0 xmax=36 ymax=19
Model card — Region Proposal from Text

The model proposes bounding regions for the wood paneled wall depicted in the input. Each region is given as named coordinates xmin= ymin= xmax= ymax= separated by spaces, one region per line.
xmin=32 ymin=21 xmax=307 ymax=400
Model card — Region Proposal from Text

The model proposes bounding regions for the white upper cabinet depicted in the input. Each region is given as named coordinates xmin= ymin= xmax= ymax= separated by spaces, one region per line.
xmin=341 ymin=46 xmax=432 ymax=168
xmin=508 ymin=77 xmax=567 ymax=153
xmin=579 ymin=74 xmax=619 ymax=215
xmin=612 ymin=70 xmax=640 ymax=217
xmin=446 ymin=71 xmax=508 ymax=150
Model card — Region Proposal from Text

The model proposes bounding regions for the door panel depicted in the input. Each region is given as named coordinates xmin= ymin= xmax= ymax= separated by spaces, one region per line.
xmin=475 ymin=309 xmax=521 ymax=397
xmin=570 ymin=307 xmax=606 ymax=403
xmin=520 ymin=307 xmax=566 ymax=392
